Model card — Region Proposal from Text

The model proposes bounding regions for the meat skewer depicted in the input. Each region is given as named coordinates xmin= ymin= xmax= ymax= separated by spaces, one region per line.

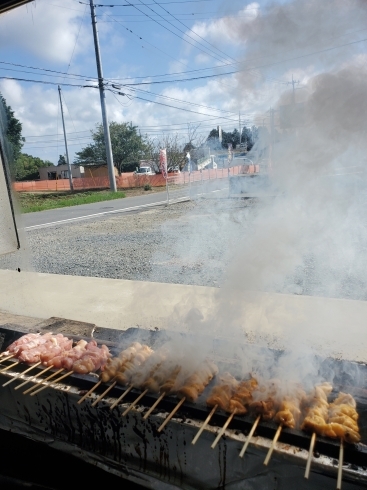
xmin=2 ymin=361 xmax=42 ymax=387
xmin=91 ymin=381 xmax=117 ymax=407
xmin=304 ymin=432 xmax=317 ymax=479
xmin=264 ymin=424 xmax=283 ymax=465
xmin=157 ymin=397 xmax=186 ymax=432
xmin=14 ymin=365 xmax=54 ymax=391
xmin=122 ymin=389 xmax=149 ymax=416
xmin=110 ymin=385 xmax=133 ymax=410
xmin=0 ymin=354 xmax=15 ymax=363
xmin=143 ymin=391 xmax=166 ymax=420
xmin=0 ymin=360 xmax=19 ymax=373
xmin=211 ymin=408 xmax=238 ymax=449
xmin=192 ymin=405 xmax=218 ymax=445
xmin=23 ymin=368 xmax=64 ymax=394
xmin=239 ymin=415 xmax=261 ymax=457
xmin=195 ymin=372 xmax=239 ymax=446
xmin=30 ymin=370 xmax=74 ymax=396
xmin=337 ymin=439 xmax=344 ymax=490
xmin=78 ymin=380 xmax=103 ymax=405
xmin=158 ymin=360 xmax=218 ymax=433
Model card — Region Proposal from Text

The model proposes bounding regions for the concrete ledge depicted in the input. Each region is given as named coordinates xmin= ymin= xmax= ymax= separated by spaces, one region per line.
xmin=0 ymin=269 xmax=366 ymax=362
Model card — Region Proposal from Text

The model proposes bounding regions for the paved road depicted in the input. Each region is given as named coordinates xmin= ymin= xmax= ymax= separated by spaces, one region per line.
xmin=22 ymin=180 xmax=228 ymax=230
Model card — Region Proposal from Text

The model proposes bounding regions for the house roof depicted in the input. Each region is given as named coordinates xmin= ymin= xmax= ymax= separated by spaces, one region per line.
xmin=0 ymin=0 xmax=33 ymax=14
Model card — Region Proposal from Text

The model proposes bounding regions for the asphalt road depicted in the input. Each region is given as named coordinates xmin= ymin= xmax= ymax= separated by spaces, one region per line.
xmin=21 ymin=180 xmax=228 ymax=230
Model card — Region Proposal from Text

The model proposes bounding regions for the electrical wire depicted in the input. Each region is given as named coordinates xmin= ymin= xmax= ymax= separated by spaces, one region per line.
xmin=148 ymin=0 xmax=238 ymax=63
xmin=100 ymin=1 xmax=228 ymax=65
xmin=134 ymin=0 xmax=233 ymax=64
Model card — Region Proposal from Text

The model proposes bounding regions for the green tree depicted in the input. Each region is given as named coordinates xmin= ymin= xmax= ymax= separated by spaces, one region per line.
xmin=58 ymin=154 xmax=67 ymax=166
xmin=14 ymin=153 xmax=53 ymax=181
xmin=0 ymin=93 xmax=24 ymax=162
xmin=74 ymin=122 xmax=151 ymax=174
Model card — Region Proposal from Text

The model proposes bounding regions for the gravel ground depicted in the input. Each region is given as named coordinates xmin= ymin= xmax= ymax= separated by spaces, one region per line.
xmin=0 ymin=199 xmax=248 ymax=287
xmin=2 ymin=197 xmax=367 ymax=300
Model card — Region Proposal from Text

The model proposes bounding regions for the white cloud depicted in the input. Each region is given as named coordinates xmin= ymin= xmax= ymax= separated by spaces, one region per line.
xmin=189 ymin=3 xmax=260 ymax=46
xmin=0 ymin=0 xmax=90 ymax=63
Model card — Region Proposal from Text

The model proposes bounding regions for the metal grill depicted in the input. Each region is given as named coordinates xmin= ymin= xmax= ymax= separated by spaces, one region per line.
xmin=0 ymin=326 xmax=366 ymax=490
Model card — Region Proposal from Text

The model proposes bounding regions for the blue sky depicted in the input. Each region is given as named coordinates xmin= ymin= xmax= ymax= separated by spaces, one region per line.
xmin=0 ymin=0 xmax=366 ymax=164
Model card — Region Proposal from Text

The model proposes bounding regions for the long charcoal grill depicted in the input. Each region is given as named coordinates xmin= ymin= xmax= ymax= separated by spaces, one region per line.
xmin=0 ymin=325 xmax=366 ymax=490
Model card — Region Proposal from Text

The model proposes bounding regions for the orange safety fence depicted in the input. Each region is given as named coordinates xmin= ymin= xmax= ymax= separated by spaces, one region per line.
xmin=13 ymin=164 xmax=258 ymax=192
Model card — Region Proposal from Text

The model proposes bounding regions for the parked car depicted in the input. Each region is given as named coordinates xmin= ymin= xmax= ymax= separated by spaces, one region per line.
xmin=134 ymin=166 xmax=155 ymax=175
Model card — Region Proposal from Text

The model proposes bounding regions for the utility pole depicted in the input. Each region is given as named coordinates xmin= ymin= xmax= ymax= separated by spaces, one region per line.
xmin=288 ymin=74 xmax=299 ymax=105
xmin=239 ymin=111 xmax=242 ymax=145
xmin=269 ymin=107 xmax=275 ymax=170
xmin=58 ymin=85 xmax=74 ymax=193
xmin=89 ymin=0 xmax=117 ymax=192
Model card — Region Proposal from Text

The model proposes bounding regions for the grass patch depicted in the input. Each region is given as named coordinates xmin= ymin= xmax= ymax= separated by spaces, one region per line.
xmin=19 ymin=190 xmax=126 ymax=213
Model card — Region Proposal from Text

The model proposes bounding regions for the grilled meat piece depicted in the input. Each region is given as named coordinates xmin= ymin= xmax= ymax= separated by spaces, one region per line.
xmin=177 ymin=360 xmax=218 ymax=403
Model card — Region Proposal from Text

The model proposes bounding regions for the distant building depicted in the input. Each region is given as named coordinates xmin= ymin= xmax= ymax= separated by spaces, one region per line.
xmin=38 ymin=164 xmax=84 ymax=181
xmin=83 ymin=165 xmax=119 ymax=178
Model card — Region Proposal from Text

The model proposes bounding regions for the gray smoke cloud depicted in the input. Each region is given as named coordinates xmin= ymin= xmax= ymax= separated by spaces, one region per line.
xmin=149 ymin=0 xmax=367 ymax=386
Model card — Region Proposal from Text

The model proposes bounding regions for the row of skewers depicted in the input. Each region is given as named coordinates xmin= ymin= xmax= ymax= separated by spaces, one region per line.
xmin=0 ymin=334 xmax=362 ymax=489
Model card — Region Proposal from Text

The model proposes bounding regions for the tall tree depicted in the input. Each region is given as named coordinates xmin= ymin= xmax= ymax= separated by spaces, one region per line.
xmin=0 ymin=93 xmax=24 ymax=162
xmin=14 ymin=154 xmax=53 ymax=181
xmin=58 ymin=154 xmax=67 ymax=166
xmin=74 ymin=122 xmax=151 ymax=174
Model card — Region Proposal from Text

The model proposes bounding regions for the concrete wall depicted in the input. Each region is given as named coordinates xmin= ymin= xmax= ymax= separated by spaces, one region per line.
xmin=0 ymin=269 xmax=366 ymax=363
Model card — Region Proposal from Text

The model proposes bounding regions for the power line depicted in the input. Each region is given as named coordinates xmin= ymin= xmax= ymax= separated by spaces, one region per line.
xmin=79 ymin=0 xmax=215 ymax=5
xmin=148 ymin=0 xmax=237 ymax=64
xmin=124 ymin=85 xmax=239 ymax=115
xmin=0 ymin=76 xmax=94 ymax=87
xmin=134 ymin=0 xmax=233 ymax=64
xmin=110 ymin=88 xmax=238 ymax=120
xmin=100 ymin=2 xmax=228 ymax=65
xmin=120 ymin=36 xmax=367 ymax=86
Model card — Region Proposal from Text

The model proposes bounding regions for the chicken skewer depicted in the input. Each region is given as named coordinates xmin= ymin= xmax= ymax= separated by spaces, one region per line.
xmin=158 ymin=360 xmax=218 ymax=433
xmin=14 ymin=365 xmax=54 ymax=391
xmin=208 ymin=374 xmax=258 ymax=449
xmin=30 ymin=370 xmax=74 ymax=396
xmin=211 ymin=409 xmax=238 ymax=449
xmin=2 ymin=361 xmax=42 ymax=387
xmin=23 ymin=368 xmax=64 ymax=394
xmin=264 ymin=385 xmax=306 ymax=465
xmin=192 ymin=404 xmax=218 ymax=445
xmin=263 ymin=424 xmax=283 ymax=466
xmin=239 ymin=415 xmax=261 ymax=458
xmin=337 ymin=439 xmax=344 ymax=490
xmin=91 ymin=381 xmax=117 ymax=407
xmin=304 ymin=432 xmax=317 ymax=479
xmin=79 ymin=342 xmax=145 ymax=405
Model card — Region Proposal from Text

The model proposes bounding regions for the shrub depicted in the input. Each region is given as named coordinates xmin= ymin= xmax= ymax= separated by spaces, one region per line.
xmin=144 ymin=184 xmax=152 ymax=191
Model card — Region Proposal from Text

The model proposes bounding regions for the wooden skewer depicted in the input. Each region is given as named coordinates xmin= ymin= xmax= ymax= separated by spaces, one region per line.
xmin=0 ymin=354 xmax=15 ymax=363
xmin=23 ymin=368 xmax=64 ymax=395
xmin=143 ymin=391 xmax=166 ymax=420
xmin=91 ymin=381 xmax=117 ymax=407
xmin=0 ymin=361 xmax=19 ymax=373
xmin=0 ymin=351 xmax=9 ymax=358
xmin=158 ymin=397 xmax=186 ymax=432
xmin=15 ymin=365 xmax=54 ymax=390
xmin=77 ymin=380 xmax=102 ymax=405
xmin=336 ymin=439 xmax=344 ymax=490
xmin=122 ymin=389 xmax=149 ymax=416
xmin=30 ymin=370 xmax=73 ymax=396
xmin=264 ymin=424 xmax=282 ymax=466
xmin=304 ymin=432 xmax=317 ymax=479
xmin=192 ymin=404 xmax=218 ymax=445
xmin=2 ymin=361 xmax=42 ymax=387
xmin=211 ymin=408 xmax=237 ymax=449
xmin=110 ymin=384 xmax=133 ymax=410
xmin=239 ymin=415 xmax=261 ymax=457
